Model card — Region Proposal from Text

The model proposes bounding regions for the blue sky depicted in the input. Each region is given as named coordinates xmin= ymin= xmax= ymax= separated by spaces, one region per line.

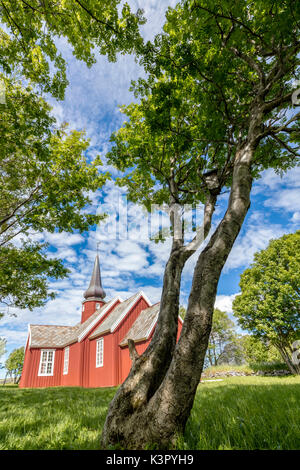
xmin=0 ymin=0 xmax=299 ymax=376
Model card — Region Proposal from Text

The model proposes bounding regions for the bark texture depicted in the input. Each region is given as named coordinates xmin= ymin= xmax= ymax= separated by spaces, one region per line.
xmin=101 ymin=239 xmax=186 ymax=446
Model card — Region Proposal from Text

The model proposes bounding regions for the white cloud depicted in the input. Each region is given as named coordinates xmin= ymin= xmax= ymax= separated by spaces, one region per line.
xmin=224 ymin=222 xmax=286 ymax=272
xmin=292 ymin=212 xmax=300 ymax=222
xmin=253 ymin=167 xmax=300 ymax=222
xmin=264 ymin=188 xmax=300 ymax=213
xmin=214 ymin=294 xmax=238 ymax=314
xmin=256 ymin=167 xmax=300 ymax=191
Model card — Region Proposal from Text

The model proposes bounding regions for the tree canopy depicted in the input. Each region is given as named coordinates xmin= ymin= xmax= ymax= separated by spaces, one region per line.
xmin=240 ymin=335 xmax=281 ymax=365
xmin=233 ymin=231 xmax=300 ymax=373
xmin=0 ymin=0 xmax=145 ymax=99
xmin=0 ymin=336 xmax=6 ymax=366
xmin=0 ymin=74 xmax=109 ymax=311
xmin=206 ymin=309 xmax=236 ymax=366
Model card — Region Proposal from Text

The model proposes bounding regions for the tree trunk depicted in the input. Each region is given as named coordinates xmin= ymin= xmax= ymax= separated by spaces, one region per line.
xmin=100 ymin=120 xmax=265 ymax=448
xmin=101 ymin=240 xmax=186 ymax=446
xmin=277 ymin=343 xmax=300 ymax=375
xmin=101 ymin=141 xmax=255 ymax=449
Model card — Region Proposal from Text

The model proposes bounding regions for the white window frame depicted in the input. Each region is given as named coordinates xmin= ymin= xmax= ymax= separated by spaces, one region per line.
xmin=63 ymin=346 xmax=69 ymax=375
xmin=38 ymin=349 xmax=55 ymax=376
xmin=96 ymin=338 xmax=104 ymax=368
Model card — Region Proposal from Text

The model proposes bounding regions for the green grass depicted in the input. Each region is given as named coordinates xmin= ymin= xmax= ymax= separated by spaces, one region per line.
xmin=0 ymin=385 xmax=116 ymax=450
xmin=0 ymin=376 xmax=299 ymax=450
xmin=185 ymin=376 xmax=300 ymax=450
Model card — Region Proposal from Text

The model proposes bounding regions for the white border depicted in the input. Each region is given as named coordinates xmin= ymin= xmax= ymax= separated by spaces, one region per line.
xmin=111 ymin=291 xmax=152 ymax=333
xmin=28 ymin=324 xmax=32 ymax=349
xmin=78 ymin=296 xmax=122 ymax=342
xmin=38 ymin=349 xmax=56 ymax=376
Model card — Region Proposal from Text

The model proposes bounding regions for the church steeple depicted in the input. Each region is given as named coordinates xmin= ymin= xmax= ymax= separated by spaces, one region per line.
xmin=83 ymin=254 xmax=106 ymax=301
xmin=81 ymin=253 xmax=106 ymax=323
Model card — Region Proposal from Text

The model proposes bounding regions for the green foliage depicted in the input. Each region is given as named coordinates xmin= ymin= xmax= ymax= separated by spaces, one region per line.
xmin=0 ymin=0 xmax=145 ymax=99
xmin=240 ymin=335 xmax=281 ymax=364
xmin=0 ymin=75 xmax=108 ymax=240
xmin=0 ymin=243 xmax=69 ymax=310
xmin=140 ymin=0 xmax=300 ymax=176
xmin=5 ymin=347 xmax=24 ymax=382
xmin=233 ymin=231 xmax=300 ymax=371
xmin=0 ymin=75 xmax=109 ymax=309
xmin=179 ymin=305 xmax=186 ymax=319
xmin=108 ymin=90 xmax=209 ymax=210
xmin=0 ymin=0 xmax=145 ymax=311
xmin=206 ymin=309 xmax=239 ymax=366
xmin=108 ymin=0 xmax=300 ymax=245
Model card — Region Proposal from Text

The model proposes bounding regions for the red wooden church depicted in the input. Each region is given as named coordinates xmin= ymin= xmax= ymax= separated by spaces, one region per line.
xmin=20 ymin=255 xmax=183 ymax=388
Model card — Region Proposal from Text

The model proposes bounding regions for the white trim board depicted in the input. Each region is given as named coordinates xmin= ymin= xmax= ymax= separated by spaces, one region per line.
xmin=38 ymin=349 xmax=56 ymax=376
xmin=110 ymin=291 xmax=152 ymax=333
xmin=78 ymin=296 xmax=122 ymax=342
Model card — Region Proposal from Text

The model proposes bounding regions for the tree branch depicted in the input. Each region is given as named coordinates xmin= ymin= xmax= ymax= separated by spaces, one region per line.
xmin=74 ymin=0 xmax=119 ymax=34
xmin=128 ymin=339 xmax=139 ymax=363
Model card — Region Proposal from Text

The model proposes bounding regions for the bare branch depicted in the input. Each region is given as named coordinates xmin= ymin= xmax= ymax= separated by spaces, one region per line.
xmin=128 ymin=339 xmax=139 ymax=363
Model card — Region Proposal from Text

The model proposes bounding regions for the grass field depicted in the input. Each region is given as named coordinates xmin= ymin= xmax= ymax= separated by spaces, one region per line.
xmin=0 ymin=376 xmax=299 ymax=450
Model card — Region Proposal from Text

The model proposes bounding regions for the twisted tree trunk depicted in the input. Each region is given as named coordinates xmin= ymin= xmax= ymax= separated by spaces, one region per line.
xmin=101 ymin=194 xmax=216 ymax=445
xmin=101 ymin=134 xmax=258 ymax=449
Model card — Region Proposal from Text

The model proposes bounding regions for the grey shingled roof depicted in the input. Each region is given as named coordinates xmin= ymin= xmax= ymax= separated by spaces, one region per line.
xmin=89 ymin=292 xmax=141 ymax=339
xmin=119 ymin=303 xmax=160 ymax=346
xmin=30 ymin=324 xmax=80 ymax=349
xmin=29 ymin=298 xmax=117 ymax=349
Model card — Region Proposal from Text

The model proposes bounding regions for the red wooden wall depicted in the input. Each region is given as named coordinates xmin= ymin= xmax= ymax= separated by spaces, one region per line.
xmin=119 ymin=317 xmax=183 ymax=384
xmin=19 ymin=346 xmax=63 ymax=388
xmin=88 ymin=296 xmax=149 ymax=387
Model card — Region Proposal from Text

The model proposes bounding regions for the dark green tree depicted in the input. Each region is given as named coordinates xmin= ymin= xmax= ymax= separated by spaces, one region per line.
xmin=233 ymin=231 xmax=300 ymax=374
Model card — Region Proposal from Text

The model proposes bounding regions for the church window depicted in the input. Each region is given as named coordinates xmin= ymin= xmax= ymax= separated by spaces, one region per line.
xmin=63 ymin=347 xmax=69 ymax=375
xmin=96 ymin=338 xmax=104 ymax=367
xmin=38 ymin=349 xmax=55 ymax=376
